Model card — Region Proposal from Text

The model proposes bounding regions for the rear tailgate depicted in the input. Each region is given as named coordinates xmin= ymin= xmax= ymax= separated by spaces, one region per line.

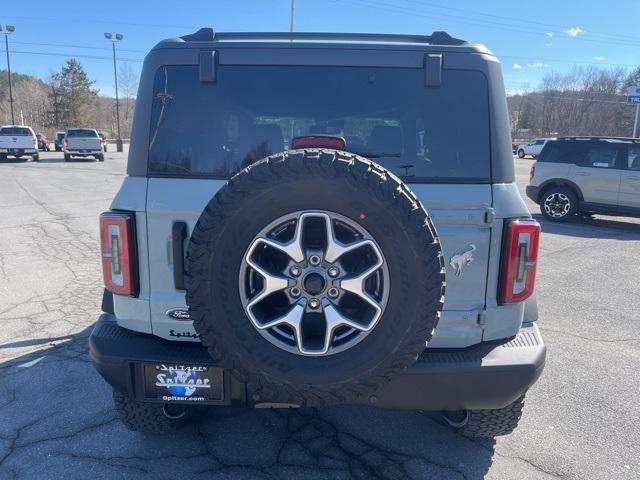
xmin=67 ymin=137 xmax=102 ymax=150
xmin=0 ymin=131 xmax=35 ymax=151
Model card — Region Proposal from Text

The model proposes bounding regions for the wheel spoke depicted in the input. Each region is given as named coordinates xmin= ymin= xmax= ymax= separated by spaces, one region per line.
xmin=322 ymin=214 xmax=373 ymax=264
xmin=258 ymin=303 xmax=304 ymax=334
xmin=246 ymin=257 xmax=289 ymax=309
xmin=322 ymin=304 xmax=373 ymax=354
xmin=338 ymin=258 xmax=384 ymax=315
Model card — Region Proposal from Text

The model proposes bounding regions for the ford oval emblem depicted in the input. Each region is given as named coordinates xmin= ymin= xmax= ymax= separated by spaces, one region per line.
xmin=165 ymin=308 xmax=191 ymax=321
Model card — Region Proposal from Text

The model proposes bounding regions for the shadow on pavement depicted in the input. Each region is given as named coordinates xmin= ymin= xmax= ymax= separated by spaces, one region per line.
xmin=0 ymin=326 xmax=496 ymax=479
xmin=534 ymin=213 xmax=640 ymax=241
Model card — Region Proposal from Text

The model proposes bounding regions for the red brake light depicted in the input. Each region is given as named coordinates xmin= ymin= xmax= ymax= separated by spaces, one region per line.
xmin=33 ymin=137 xmax=37 ymax=146
xmin=100 ymin=212 xmax=138 ymax=296
xmin=292 ymin=136 xmax=346 ymax=150
xmin=499 ymin=219 xmax=540 ymax=304
xmin=64 ymin=138 xmax=68 ymax=146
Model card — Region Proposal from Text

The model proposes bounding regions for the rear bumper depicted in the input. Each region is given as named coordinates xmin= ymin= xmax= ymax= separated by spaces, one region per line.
xmin=89 ymin=314 xmax=546 ymax=411
xmin=526 ymin=185 xmax=540 ymax=204
xmin=66 ymin=150 xmax=102 ymax=156
xmin=0 ymin=148 xmax=37 ymax=155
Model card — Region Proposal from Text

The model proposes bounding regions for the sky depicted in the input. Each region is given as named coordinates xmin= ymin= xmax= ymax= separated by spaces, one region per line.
xmin=1 ymin=0 xmax=640 ymax=96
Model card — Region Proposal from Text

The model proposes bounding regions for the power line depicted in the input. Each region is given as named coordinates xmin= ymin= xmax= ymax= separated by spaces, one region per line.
xmin=12 ymin=40 xmax=146 ymax=53
xmin=1 ymin=15 xmax=199 ymax=30
xmin=398 ymin=0 xmax=640 ymax=44
xmin=0 ymin=48 xmax=143 ymax=63
xmin=332 ymin=0 xmax=640 ymax=48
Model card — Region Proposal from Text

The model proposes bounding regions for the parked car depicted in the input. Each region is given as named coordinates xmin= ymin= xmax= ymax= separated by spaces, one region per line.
xmin=54 ymin=131 xmax=65 ymax=151
xmin=90 ymin=29 xmax=545 ymax=438
xmin=0 ymin=125 xmax=39 ymax=161
xmin=63 ymin=128 xmax=104 ymax=161
xmin=98 ymin=132 xmax=108 ymax=152
xmin=527 ymin=137 xmax=640 ymax=222
xmin=36 ymin=133 xmax=50 ymax=151
xmin=516 ymin=138 xmax=552 ymax=158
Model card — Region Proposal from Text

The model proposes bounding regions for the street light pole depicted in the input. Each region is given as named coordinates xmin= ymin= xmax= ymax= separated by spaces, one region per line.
xmin=290 ymin=0 xmax=296 ymax=33
xmin=2 ymin=25 xmax=16 ymax=125
xmin=104 ymin=32 xmax=124 ymax=152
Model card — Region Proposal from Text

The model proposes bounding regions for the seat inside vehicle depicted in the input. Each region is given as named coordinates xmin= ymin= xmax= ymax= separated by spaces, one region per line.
xmin=367 ymin=125 xmax=403 ymax=157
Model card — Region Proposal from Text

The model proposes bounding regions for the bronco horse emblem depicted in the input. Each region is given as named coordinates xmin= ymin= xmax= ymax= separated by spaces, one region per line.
xmin=449 ymin=244 xmax=476 ymax=276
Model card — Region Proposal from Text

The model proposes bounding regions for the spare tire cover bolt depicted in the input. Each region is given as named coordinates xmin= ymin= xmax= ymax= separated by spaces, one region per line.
xmin=289 ymin=266 xmax=301 ymax=277
xmin=308 ymin=298 xmax=320 ymax=309
xmin=328 ymin=266 xmax=339 ymax=277
xmin=328 ymin=287 xmax=339 ymax=298
xmin=309 ymin=255 xmax=321 ymax=266
xmin=290 ymin=287 xmax=301 ymax=297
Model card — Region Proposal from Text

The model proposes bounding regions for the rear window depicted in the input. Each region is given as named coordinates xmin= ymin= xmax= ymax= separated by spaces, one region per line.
xmin=148 ymin=65 xmax=491 ymax=182
xmin=0 ymin=127 xmax=31 ymax=136
xmin=539 ymin=141 xmax=587 ymax=164
xmin=66 ymin=129 xmax=98 ymax=138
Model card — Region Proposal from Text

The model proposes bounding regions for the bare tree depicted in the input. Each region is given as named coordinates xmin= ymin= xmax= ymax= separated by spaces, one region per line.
xmin=118 ymin=63 xmax=138 ymax=135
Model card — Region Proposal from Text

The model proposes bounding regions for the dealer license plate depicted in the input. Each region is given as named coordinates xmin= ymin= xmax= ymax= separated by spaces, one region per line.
xmin=143 ymin=363 xmax=223 ymax=403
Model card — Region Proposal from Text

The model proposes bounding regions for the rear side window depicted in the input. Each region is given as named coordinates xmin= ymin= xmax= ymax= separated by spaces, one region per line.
xmin=148 ymin=65 xmax=491 ymax=182
xmin=66 ymin=129 xmax=98 ymax=138
xmin=539 ymin=142 xmax=587 ymax=164
xmin=582 ymin=144 xmax=621 ymax=169
xmin=628 ymin=145 xmax=640 ymax=171
xmin=0 ymin=127 xmax=31 ymax=136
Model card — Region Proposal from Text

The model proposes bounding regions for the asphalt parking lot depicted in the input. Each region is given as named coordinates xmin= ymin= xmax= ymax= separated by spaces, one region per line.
xmin=0 ymin=151 xmax=638 ymax=480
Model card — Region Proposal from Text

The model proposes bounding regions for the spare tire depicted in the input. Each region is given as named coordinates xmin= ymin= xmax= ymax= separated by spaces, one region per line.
xmin=186 ymin=149 xmax=444 ymax=405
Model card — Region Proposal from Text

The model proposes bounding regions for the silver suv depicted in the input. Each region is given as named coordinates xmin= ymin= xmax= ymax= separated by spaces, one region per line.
xmin=89 ymin=29 xmax=545 ymax=437
xmin=527 ymin=137 xmax=640 ymax=222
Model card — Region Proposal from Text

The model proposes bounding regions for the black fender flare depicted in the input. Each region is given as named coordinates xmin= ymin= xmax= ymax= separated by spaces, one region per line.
xmin=537 ymin=178 xmax=584 ymax=203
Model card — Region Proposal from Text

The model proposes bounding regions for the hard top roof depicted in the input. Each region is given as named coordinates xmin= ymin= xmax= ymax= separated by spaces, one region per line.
xmin=151 ymin=28 xmax=491 ymax=55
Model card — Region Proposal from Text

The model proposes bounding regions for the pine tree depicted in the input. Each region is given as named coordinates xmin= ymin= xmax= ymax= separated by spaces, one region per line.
xmin=47 ymin=59 xmax=98 ymax=128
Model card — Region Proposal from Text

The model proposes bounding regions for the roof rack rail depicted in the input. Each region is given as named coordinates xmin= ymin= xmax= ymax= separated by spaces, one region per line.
xmin=557 ymin=136 xmax=640 ymax=142
xmin=179 ymin=29 xmax=467 ymax=46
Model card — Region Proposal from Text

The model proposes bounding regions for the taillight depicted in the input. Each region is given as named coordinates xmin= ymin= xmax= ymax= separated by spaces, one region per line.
xmin=64 ymin=138 xmax=68 ymax=146
xmin=499 ymin=219 xmax=540 ymax=304
xmin=100 ymin=211 xmax=138 ymax=296
xmin=529 ymin=166 xmax=535 ymax=183
xmin=33 ymin=137 xmax=37 ymax=146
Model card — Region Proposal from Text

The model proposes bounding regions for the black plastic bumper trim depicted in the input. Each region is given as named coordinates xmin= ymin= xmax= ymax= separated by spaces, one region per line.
xmin=89 ymin=314 xmax=546 ymax=410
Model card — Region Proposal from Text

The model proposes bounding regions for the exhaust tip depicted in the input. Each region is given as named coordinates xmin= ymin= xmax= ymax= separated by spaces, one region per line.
xmin=162 ymin=403 xmax=189 ymax=420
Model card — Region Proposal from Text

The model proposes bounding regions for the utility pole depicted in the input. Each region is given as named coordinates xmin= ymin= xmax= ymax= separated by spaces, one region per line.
xmin=633 ymin=104 xmax=639 ymax=139
xmin=104 ymin=32 xmax=124 ymax=152
xmin=1 ymin=25 xmax=16 ymax=125
xmin=290 ymin=0 xmax=296 ymax=33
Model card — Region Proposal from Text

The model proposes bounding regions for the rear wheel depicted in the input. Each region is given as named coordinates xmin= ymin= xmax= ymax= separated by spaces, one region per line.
xmin=517 ymin=149 xmax=525 ymax=158
xmin=112 ymin=389 xmax=187 ymax=434
xmin=540 ymin=186 xmax=577 ymax=222
xmin=443 ymin=395 xmax=526 ymax=438
xmin=32 ymin=154 xmax=39 ymax=162
xmin=97 ymin=154 xmax=105 ymax=162
xmin=64 ymin=153 xmax=71 ymax=162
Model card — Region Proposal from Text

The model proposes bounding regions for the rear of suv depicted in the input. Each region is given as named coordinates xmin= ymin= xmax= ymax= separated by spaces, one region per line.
xmin=89 ymin=29 xmax=546 ymax=437
xmin=527 ymin=137 xmax=640 ymax=222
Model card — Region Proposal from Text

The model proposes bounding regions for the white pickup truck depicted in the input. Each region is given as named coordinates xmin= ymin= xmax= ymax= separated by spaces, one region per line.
xmin=64 ymin=128 xmax=104 ymax=162
xmin=0 ymin=125 xmax=39 ymax=161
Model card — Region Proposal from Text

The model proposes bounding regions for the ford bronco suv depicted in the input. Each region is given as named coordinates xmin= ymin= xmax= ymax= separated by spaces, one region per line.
xmin=89 ymin=29 xmax=546 ymax=437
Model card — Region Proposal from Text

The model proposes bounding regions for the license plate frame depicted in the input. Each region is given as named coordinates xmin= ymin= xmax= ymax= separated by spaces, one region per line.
xmin=142 ymin=363 xmax=224 ymax=403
